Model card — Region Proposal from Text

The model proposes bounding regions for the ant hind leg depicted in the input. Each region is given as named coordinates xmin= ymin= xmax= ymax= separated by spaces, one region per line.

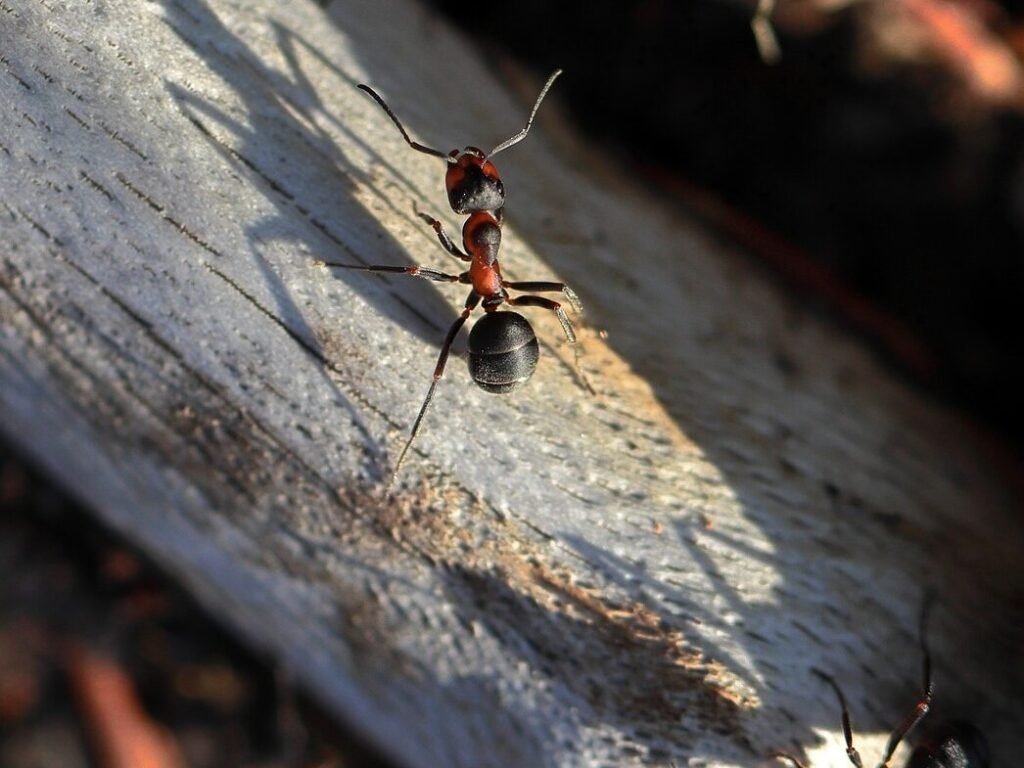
xmin=507 ymin=293 xmax=594 ymax=394
xmin=388 ymin=291 xmax=482 ymax=489
xmin=504 ymin=280 xmax=583 ymax=313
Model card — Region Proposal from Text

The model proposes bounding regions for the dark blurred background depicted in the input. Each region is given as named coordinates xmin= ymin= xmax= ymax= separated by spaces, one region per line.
xmin=0 ymin=447 xmax=389 ymax=767
xmin=424 ymin=0 xmax=1024 ymax=452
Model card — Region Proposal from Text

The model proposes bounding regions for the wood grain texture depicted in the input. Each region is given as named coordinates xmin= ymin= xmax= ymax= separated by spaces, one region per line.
xmin=1 ymin=0 xmax=1021 ymax=766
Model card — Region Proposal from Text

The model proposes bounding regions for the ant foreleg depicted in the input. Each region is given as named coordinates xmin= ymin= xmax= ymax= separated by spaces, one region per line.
xmin=320 ymin=261 xmax=466 ymax=284
xmin=389 ymin=291 xmax=482 ymax=489
xmin=415 ymin=210 xmax=470 ymax=262
xmin=508 ymin=294 xmax=593 ymax=394
xmin=504 ymin=280 xmax=583 ymax=313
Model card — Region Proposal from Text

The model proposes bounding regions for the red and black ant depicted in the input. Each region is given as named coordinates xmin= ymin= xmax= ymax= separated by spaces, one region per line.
xmin=774 ymin=602 xmax=988 ymax=768
xmin=326 ymin=70 xmax=591 ymax=484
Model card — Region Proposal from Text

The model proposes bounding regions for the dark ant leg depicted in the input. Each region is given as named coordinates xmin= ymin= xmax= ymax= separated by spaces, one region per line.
xmin=508 ymin=294 xmax=594 ymax=394
xmin=319 ymin=261 xmax=467 ymax=284
xmin=415 ymin=210 xmax=470 ymax=262
xmin=389 ymin=291 xmax=482 ymax=489
xmin=504 ymin=280 xmax=583 ymax=313
xmin=877 ymin=600 xmax=935 ymax=768
xmin=812 ymin=669 xmax=866 ymax=768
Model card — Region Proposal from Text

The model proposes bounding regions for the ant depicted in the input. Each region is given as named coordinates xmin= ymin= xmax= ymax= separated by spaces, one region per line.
xmin=773 ymin=601 xmax=989 ymax=768
xmin=326 ymin=69 xmax=591 ymax=485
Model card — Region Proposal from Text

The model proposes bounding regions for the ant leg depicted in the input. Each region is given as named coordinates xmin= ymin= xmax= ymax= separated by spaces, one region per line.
xmin=507 ymin=294 xmax=594 ymax=394
xmin=877 ymin=600 xmax=936 ymax=768
xmin=388 ymin=291 xmax=482 ymax=489
xmin=318 ymin=261 xmax=467 ymax=284
xmin=504 ymin=280 xmax=584 ymax=313
xmin=415 ymin=209 xmax=470 ymax=262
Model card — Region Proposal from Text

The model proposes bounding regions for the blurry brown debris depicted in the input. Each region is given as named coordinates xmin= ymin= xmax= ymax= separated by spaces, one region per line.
xmin=0 ymin=621 xmax=46 ymax=724
xmin=773 ymin=0 xmax=1024 ymax=108
xmin=897 ymin=0 xmax=1024 ymax=106
xmin=65 ymin=643 xmax=186 ymax=768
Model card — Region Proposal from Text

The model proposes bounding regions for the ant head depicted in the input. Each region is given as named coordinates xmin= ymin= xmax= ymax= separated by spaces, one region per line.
xmin=907 ymin=721 xmax=989 ymax=768
xmin=445 ymin=148 xmax=505 ymax=215
xmin=467 ymin=311 xmax=539 ymax=393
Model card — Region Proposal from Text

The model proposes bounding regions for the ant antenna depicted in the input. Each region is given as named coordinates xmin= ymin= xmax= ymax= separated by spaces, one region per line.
xmin=486 ymin=69 xmax=562 ymax=160
xmin=812 ymin=669 xmax=866 ymax=768
xmin=917 ymin=592 xmax=936 ymax=683
xmin=876 ymin=597 xmax=935 ymax=768
xmin=357 ymin=84 xmax=450 ymax=160
xmin=812 ymin=595 xmax=936 ymax=768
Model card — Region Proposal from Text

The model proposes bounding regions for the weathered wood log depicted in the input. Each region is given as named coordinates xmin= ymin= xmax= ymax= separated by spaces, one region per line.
xmin=2 ymin=0 xmax=1021 ymax=766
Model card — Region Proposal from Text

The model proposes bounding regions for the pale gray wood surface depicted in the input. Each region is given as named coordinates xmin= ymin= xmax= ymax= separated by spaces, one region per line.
xmin=1 ymin=0 xmax=1021 ymax=766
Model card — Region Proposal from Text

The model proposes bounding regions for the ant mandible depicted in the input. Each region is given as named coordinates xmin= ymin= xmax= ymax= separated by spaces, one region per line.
xmin=773 ymin=601 xmax=989 ymax=768
xmin=326 ymin=70 xmax=591 ymax=486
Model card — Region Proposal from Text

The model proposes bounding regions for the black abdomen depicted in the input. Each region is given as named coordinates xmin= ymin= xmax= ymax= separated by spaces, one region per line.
xmin=468 ymin=312 xmax=539 ymax=394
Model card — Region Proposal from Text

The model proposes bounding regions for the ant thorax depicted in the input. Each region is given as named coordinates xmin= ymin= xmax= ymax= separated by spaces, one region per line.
xmin=462 ymin=212 xmax=502 ymax=265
